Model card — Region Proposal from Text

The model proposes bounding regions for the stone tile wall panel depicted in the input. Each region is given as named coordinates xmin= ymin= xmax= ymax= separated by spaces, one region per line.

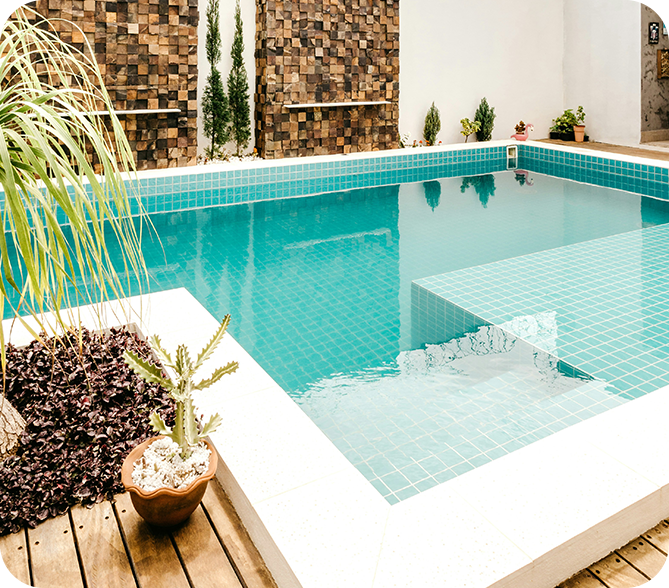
xmin=255 ymin=0 xmax=399 ymax=159
xmin=32 ymin=0 xmax=198 ymax=170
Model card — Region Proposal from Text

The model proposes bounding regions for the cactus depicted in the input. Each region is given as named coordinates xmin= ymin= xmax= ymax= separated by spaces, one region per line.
xmin=123 ymin=315 xmax=239 ymax=459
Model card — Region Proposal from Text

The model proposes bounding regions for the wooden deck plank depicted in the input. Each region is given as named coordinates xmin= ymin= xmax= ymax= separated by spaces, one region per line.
xmin=558 ymin=569 xmax=606 ymax=588
xmin=0 ymin=529 xmax=30 ymax=586
xmin=587 ymin=551 xmax=648 ymax=588
xmin=70 ymin=500 xmax=136 ymax=588
xmin=616 ymin=537 xmax=666 ymax=579
xmin=643 ymin=519 xmax=669 ymax=556
xmin=114 ymin=492 xmax=190 ymax=588
xmin=537 ymin=139 xmax=669 ymax=162
xmin=171 ymin=505 xmax=243 ymax=588
xmin=27 ymin=513 xmax=84 ymax=588
xmin=201 ymin=480 xmax=278 ymax=588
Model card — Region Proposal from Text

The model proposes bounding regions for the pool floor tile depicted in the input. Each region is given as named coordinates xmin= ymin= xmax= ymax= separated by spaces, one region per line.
xmin=415 ymin=223 xmax=669 ymax=450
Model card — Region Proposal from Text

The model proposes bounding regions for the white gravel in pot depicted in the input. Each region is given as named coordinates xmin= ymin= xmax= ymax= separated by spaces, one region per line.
xmin=132 ymin=437 xmax=211 ymax=492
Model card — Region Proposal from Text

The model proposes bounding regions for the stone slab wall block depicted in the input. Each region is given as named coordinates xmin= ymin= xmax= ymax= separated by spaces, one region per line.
xmin=255 ymin=0 xmax=400 ymax=159
xmin=32 ymin=0 xmax=199 ymax=170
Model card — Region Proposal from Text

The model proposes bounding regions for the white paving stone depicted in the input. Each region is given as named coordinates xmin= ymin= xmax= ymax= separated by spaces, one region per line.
xmin=447 ymin=431 xmax=660 ymax=561
xmin=254 ymin=468 xmax=390 ymax=588
xmin=208 ymin=385 xmax=352 ymax=504
xmin=373 ymin=485 xmax=532 ymax=588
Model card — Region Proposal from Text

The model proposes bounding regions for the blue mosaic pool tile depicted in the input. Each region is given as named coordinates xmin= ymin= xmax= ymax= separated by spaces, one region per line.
xmin=415 ymin=222 xmax=669 ymax=405
xmin=120 ymin=146 xmax=508 ymax=218
xmin=306 ymin=291 xmax=613 ymax=502
xmin=8 ymin=142 xmax=669 ymax=229
xmin=518 ymin=144 xmax=669 ymax=200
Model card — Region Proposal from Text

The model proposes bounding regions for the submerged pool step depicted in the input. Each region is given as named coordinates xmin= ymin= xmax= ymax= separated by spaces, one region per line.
xmin=296 ymin=323 xmax=619 ymax=503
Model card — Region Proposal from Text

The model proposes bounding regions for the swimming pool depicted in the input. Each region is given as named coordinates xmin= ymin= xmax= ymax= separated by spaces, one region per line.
xmin=113 ymin=167 xmax=669 ymax=502
xmin=8 ymin=144 xmax=669 ymax=504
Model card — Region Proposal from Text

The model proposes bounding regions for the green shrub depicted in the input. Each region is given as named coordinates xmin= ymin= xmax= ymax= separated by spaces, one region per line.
xmin=460 ymin=118 xmax=480 ymax=142
xmin=474 ymin=97 xmax=496 ymax=142
xmin=202 ymin=0 xmax=230 ymax=158
xmin=228 ymin=0 xmax=251 ymax=156
xmin=550 ymin=106 xmax=585 ymax=133
xmin=423 ymin=102 xmax=441 ymax=146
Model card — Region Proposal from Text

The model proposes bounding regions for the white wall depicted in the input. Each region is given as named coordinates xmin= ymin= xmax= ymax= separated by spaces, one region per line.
xmin=399 ymin=0 xmax=565 ymax=145
xmin=563 ymin=0 xmax=641 ymax=145
xmin=192 ymin=0 xmax=669 ymax=154
xmin=197 ymin=0 xmax=256 ymax=157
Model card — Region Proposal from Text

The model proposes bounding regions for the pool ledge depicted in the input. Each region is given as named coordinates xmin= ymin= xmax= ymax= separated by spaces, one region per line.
xmin=4 ymin=288 xmax=668 ymax=588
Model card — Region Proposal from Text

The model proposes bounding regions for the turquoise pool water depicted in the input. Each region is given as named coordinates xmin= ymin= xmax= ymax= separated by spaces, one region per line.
xmin=134 ymin=170 xmax=669 ymax=502
xmin=12 ymin=169 xmax=669 ymax=503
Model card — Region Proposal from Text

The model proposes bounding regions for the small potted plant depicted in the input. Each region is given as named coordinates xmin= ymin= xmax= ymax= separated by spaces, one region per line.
xmin=573 ymin=106 xmax=586 ymax=142
xmin=121 ymin=315 xmax=238 ymax=527
xmin=511 ymin=121 xmax=533 ymax=141
xmin=460 ymin=118 xmax=481 ymax=143
xmin=424 ymin=102 xmax=441 ymax=146
xmin=549 ymin=107 xmax=587 ymax=142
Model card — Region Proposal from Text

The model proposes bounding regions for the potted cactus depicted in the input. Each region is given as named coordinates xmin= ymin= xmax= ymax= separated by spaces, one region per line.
xmin=121 ymin=315 xmax=238 ymax=527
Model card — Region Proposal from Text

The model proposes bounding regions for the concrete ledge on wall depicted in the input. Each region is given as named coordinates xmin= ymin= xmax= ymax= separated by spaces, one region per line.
xmin=641 ymin=129 xmax=669 ymax=142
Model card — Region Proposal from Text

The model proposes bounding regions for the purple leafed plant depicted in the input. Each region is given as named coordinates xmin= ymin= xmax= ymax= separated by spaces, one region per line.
xmin=0 ymin=327 xmax=175 ymax=535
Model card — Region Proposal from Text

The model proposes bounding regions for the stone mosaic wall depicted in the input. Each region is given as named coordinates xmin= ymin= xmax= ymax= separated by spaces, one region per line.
xmin=641 ymin=5 xmax=669 ymax=138
xmin=255 ymin=0 xmax=400 ymax=159
xmin=32 ymin=0 xmax=198 ymax=170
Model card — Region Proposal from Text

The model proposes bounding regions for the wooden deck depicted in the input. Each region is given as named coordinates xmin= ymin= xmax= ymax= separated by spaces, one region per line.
xmin=538 ymin=138 xmax=669 ymax=163
xmin=0 ymin=479 xmax=277 ymax=588
xmin=558 ymin=519 xmax=669 ymax=588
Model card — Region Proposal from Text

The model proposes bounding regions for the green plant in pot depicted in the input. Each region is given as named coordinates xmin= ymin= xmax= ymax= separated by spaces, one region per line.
xmin=572 ymin=106 xmax=586 ymax=143
xmin=460 ymin=118 xmax=481 ymax=143
xmin=423 ymin=102 xmax=441 ymax=146
xmin=121 ymin=315 xmax=239 ymax=527
xmin=550 ymin=106 xmax=586 ymax=142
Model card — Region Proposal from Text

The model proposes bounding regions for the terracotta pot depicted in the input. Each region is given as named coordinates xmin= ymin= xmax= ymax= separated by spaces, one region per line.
xmin=121 ymin=435 xmax=218 ymax=527
xmin=573 ymin=125 xmax=586 ymax=143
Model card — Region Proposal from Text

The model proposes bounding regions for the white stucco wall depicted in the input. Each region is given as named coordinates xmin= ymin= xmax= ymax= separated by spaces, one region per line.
xmin=563 ymin=0 xmax=641 ymax=145
xmin=197 ymin=0 xmax=256 ymax=158
xmin=399 ymin=0 xmax=565 ymax=145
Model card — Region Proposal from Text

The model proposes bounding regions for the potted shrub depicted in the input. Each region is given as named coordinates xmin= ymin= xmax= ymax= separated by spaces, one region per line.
xmin=573 ymin=106 xmax=586 ymax=143
xmin=460 ymin=118 xmax=481 ymax=143
xmin=423 ymin=102 xmax=441 ymax=146
xmin=121 ymin=316 xmax=238 ymax=527
xmin=474 ymin=97 xmax=496 ymax=142
xmin=510 ymin=121 xmax=533 ymax=141
xmin=549 ymin=107 xmax=587 ymax=142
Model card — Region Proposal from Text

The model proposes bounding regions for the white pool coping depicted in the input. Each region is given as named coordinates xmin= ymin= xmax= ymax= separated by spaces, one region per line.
xmin=122 ymin=138 xmax=669 ymax=183
xmin=2 ymin=288 xmax=668 ymax=588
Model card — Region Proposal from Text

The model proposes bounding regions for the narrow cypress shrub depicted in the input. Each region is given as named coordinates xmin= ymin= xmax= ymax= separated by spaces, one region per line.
xmin=228 ymin=0 xmax=251 ymax=156
xmin=474 ymin=97 xmax=496 ymax=142
xmin=201 ymin=0 xmax=230 ymax=158
xmin=202 ymin=69 xmax=230 ymax=159
xmin=423 ymin=102 xmax=441 ymax=146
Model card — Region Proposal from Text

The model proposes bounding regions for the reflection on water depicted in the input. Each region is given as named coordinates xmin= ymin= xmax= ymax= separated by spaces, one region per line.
xmin=460 ymin=173 xmax=497 ymax=207
xmin=6 ymin=172 xmax=669 ymax=400
xmin=423 ymin=180 xmax=441 ymax=211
